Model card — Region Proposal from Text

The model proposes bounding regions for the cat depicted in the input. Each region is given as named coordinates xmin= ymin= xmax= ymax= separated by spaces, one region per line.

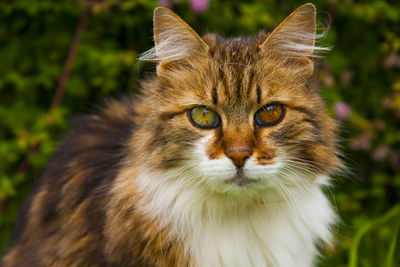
xmin=2 ymin=3 xmax=342 ymax=267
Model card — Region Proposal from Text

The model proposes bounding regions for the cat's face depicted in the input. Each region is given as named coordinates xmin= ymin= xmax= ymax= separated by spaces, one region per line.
xmin=137 ymin=5 xmax=341 ymax=195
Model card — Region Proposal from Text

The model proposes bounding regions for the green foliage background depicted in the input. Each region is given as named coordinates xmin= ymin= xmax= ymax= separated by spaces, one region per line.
xmin=1 ymin=0 xmax=399 ymax=266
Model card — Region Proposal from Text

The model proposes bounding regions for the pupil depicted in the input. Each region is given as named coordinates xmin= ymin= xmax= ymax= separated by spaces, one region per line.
xmin=189 ymin=106 xmax=219 ymax=129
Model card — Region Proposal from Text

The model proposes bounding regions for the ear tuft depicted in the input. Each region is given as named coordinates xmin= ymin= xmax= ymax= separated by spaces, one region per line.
xmin=261 ymin=3 xmax=328 ymax=58
xmin=140 ymin=7 xmax=208 ymax=63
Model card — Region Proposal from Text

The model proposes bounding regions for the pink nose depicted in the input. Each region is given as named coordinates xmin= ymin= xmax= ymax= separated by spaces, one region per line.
xmin=225 ymin=148 xmax=252 ymax=167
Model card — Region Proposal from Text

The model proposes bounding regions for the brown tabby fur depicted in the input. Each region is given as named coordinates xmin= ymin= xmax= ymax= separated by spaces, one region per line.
xmin=2 ymin=4 xmax=341 ymax=267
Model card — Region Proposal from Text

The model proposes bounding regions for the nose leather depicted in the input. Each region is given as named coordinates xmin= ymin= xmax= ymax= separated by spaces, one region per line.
xmin=226 ymin=148 xmax=252 ymax=167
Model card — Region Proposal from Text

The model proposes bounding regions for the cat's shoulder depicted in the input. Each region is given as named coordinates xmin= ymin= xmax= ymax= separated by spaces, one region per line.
xmin=42 ymin=96 xmax=137 ymax=186
xmin=4 ymin=97 xmax=138 ymax=266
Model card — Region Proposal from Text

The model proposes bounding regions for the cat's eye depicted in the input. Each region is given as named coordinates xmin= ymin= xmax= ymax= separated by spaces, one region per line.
xmin=188 ymin=106 xmax=220 ymax=129
xmin=254 ymin=103 xmax=286 ymax=127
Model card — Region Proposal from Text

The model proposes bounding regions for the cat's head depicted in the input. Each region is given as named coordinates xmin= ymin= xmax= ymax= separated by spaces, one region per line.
xmin=137 ymin=4 xmax=342 ymax=196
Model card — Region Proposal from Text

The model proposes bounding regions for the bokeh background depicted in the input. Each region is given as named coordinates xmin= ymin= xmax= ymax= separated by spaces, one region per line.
xmin=1 ymin=0 xmax=399 ymax=266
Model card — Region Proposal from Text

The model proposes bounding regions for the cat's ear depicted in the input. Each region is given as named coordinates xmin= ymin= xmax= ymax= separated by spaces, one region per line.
xmin=140 ymin=7 xmax=208 ymax=73
xmin=260 ymin=3 xmax=322 ymax=77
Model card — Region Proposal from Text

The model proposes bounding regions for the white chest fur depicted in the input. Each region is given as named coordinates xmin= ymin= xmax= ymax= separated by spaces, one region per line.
xmin=136 ymin=169 xmax=335 ymax=267
xmin=190 ymin=186 xmax=334 ymax=267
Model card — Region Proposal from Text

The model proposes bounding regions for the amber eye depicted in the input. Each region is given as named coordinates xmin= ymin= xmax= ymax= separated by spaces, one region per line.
xmin=254 ymin=103 xmax=286 ymax=127
xmin=188 ymin=106 xmax=220 ymax=129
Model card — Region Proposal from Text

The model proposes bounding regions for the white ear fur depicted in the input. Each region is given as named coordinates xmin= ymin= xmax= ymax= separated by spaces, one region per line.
xmin=139 ymin=7 xmax=208 ymax=63
xmin=261 ymin=3 xmax=328 ymax=58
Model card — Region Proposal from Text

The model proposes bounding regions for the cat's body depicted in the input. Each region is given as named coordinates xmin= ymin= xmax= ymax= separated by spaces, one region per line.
xmin=2 ymin=4 xmax=342 ymax=267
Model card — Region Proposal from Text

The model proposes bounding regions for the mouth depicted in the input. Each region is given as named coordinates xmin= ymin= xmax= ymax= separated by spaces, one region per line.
xmin=225 ymin=169 xmax=258 ymax=187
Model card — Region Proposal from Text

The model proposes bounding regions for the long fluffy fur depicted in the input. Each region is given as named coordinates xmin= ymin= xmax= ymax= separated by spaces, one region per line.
xmin=2 ymin=4 xmax=342 ymax=267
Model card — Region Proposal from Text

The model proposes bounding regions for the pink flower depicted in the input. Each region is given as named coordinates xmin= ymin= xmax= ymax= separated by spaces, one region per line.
xmin=158 ymin=0 xmax=171 ymax=8
xmin=372 ymin=146 xmax=389 ymax=162
xmin=190 ymin=0 xmax=209 ymax=13
xmin=334 ymin=101 xmax=351 ymax=121
xmin=350 ymin=132 xmax=372 ymax=151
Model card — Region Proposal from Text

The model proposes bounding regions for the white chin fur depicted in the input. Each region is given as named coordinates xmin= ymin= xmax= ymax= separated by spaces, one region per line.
xmin=134 ymin=136 xmax=336 ymax=267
